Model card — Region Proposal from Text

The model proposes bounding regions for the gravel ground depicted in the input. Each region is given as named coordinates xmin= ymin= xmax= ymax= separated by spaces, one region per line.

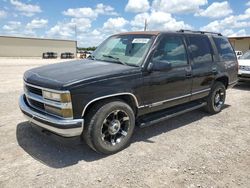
xmin=0 ymin=59 xmax=249 ymax=188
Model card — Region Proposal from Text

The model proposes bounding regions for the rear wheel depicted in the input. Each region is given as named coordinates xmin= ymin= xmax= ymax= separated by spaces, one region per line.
xmin=83 ymin=100 xmax=135 ymax=154
xmin=205 ymin=82 xmax=226 ymax=114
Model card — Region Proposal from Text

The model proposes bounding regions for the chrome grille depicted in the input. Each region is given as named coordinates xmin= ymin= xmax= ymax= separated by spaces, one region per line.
xmin=23 ymin=82 xmax=73 ymax=119
xmin=27 ymin=98 xmax=45 ymax=110
xmin=239 ymin=65 xmax=250 ymax=71
xmin=24 ymin=84 xmax=45 ymax=112
xmin=26 ymin=85 xmax=42 ymax=96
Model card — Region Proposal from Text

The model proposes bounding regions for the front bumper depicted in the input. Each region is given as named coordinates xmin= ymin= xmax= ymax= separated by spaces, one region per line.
xmin=19 ymin=94 xmax=84 ymax=137
xmin=238 ymin=74 xmax=250 ymax=81
xmin=238 ymin=70 xmax=250 ymax=81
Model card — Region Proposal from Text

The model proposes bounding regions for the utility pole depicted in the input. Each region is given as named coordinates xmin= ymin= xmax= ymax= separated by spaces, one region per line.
xmin=75 ymin=24 xmax=77 ymax=42
xmin=144 ymin=19 xmax=148 ymax=31
xmin=75 ymin=24 xmax=78 ymax=55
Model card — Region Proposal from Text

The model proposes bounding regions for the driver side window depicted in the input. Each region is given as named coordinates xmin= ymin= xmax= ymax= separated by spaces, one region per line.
xmin=153 ymin=36 xmax=188 ymax=67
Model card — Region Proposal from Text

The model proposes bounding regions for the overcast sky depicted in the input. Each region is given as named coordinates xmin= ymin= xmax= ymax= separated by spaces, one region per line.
xmin=0 ymin=0 xmax=249 ymax=47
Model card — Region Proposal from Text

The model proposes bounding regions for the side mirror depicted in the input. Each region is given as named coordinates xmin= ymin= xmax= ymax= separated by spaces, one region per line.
xmin=147 ymin=60 xmax=172 ymax=72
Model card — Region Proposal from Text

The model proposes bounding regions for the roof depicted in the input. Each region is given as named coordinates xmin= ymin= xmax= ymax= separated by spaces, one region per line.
xmin=228 ymin=36 xmax=250 ymax=39
xmin=115 ymin=31 xmax=161 ymax=36
xmin=114 ymin=30 xmax=223 ymax=36
xmin=0 ymin=35 xmax=76 ymax=42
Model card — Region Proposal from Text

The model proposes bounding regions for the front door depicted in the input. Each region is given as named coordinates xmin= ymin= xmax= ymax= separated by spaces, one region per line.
xmin=142 ymin=34 xmax=193 ymax=112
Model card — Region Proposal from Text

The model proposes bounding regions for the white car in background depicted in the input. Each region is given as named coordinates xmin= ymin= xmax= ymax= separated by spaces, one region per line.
xmin=235 ymin=51 xmax=243 ymax=59
xmin=238 ymin=50 xmax=250 ymax=81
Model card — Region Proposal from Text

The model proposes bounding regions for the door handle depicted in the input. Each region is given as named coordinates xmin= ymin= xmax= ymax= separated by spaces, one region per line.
xmin=185 ymin=67 xmax=192 ymax=77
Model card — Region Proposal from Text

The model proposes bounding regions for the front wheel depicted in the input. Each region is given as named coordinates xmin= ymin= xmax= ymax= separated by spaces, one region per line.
xmin=205 ymin=82 xmax=226 ymax=114
xmin=83 ymin=100 xmax=135 ymax=154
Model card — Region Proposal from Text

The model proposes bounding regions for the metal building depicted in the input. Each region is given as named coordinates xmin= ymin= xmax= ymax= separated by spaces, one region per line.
xmin=229 ymin=36 xmax=250 ymax=53
xmin=0 ymin=36 xmax=77 ymax=57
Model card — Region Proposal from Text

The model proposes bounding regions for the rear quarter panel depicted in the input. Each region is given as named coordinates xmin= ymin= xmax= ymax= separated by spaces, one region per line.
xmin=209 ymin=36 xmax=238 ymax=86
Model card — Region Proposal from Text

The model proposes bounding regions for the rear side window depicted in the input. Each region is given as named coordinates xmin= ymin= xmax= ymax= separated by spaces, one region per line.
xmin=187 ymin=35 xmax=213 ymax=64
xmin=213 ymin=36 xmax=236 ymax=61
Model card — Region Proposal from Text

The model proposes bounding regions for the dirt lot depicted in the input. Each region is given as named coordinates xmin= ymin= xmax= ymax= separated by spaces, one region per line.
xmin=0 ymin=59 xmax=249 ymax=188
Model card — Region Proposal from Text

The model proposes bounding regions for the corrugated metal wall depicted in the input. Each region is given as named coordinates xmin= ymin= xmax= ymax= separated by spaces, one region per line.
xmin=0 ymin=36 xmax=76 ymax=57
xmin=229 ymin=37 xmax=250 ymax=53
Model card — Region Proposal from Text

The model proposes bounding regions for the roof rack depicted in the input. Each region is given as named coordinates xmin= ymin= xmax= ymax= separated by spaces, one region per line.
xmin=177 ymin=29 xmax=222 ymax=36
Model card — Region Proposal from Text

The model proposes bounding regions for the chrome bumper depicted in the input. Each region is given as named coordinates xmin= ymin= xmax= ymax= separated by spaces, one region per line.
xmin=238 ymin=75 xmax=250 ymax=81
xmin=19 ymin=94 xmax=84 ymax=137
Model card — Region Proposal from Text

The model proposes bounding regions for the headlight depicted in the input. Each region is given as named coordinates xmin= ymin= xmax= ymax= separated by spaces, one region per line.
xmin=42 ymin=90 xmax=71 ymax=102
xmin=42 ymin=90 xmax=73 ymax=118
xmin=44 ymin=105 xmax=73 ymax=118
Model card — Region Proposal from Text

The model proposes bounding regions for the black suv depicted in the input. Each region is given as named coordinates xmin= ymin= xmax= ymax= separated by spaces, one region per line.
xmin=19 ymin=30 xmax=238 ymax=154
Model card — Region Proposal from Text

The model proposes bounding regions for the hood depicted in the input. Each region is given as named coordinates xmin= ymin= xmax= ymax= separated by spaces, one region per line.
xmin=238 ymin=59 xmax=250 ymax=66
xmin=24 ymin=59 xmax=140 ymax=90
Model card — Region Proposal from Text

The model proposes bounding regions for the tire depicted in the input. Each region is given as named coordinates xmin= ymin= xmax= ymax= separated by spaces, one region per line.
xmin=205 ymin=82 xmax=226 ymax=114
xmin=82 ymin=100 xmax=135 ymax=154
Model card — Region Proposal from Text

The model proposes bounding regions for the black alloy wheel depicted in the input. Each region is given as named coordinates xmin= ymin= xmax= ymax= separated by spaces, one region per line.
xmin=83 ymin=100 xmax=135 ymax=154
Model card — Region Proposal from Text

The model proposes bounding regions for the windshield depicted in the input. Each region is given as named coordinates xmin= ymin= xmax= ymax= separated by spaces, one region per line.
xmin=91 ymin=34 xmax=155 ymax=66
xmin=240 ymin=51 xmax=250 ymax=59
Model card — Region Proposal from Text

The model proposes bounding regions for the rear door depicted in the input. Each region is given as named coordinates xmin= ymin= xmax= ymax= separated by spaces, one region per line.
xmin=186 ymin=34 xmax=215 ymax=100
xmin=212 ymin=36 xmax=238 ymax=83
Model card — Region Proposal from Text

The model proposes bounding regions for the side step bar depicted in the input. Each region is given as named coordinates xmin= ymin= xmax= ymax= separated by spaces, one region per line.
xmin=138 ymin=102 xmax=207 ymax=128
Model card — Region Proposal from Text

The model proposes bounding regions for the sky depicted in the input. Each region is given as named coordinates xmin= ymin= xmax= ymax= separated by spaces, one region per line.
xmin=0 ymin=0 xmax=250 ymax=47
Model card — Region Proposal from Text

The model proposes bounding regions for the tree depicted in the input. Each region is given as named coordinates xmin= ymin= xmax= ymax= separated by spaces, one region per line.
xmin=77 ymin=46 xmax=97 ymax=51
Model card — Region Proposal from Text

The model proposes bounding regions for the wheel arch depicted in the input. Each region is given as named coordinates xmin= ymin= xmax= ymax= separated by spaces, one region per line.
xmin=215 ymin=75 xmax=229 ymax=88
xmin=81 ymin=93 xmax=139 ymax=117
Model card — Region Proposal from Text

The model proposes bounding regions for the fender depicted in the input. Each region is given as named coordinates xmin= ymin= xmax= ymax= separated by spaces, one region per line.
xmin=81 ymin=92 xmax=141 ymax=117
xmin=214 ymin=72 xmax=229 ymax=86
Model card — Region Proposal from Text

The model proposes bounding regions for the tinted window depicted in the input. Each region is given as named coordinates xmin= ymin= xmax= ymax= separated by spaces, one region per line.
xmin=240 ymin=50 xmax=250 ymax=59
xmin=93 ymin=34 xmax=154 ymax=66
xmin=213 ymin=37 xmax=236 ymax=61
xmin=188 ymin=35 xmax=213 ymax=64
xmin=153 ymin=36 xmax=188 ymax=67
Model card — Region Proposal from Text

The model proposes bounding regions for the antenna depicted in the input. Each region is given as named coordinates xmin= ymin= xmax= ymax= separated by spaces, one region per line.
xmin=144 ymin=19 xmax=148 ymax=31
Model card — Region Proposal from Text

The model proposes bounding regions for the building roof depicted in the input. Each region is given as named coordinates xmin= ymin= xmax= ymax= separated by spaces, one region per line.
xmin=228 ymin=36 xmax=250 ymax=39
xmin=0 ymin=35 xmax=76 ymax=42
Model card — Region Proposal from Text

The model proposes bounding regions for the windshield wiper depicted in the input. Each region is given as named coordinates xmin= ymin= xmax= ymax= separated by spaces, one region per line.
xmin=102 ymin=54 xmax=127 ymax=66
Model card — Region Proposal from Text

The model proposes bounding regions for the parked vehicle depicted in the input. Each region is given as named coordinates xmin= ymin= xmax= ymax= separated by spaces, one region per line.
xmin=79 ymin=51 xmax=92 ymax=59
xmin=42 ymin=52 xmax=57 ymax=59
xmin=61 ymin=52 xmax=74 ymax=59
xmin=19 ymin=30 xmax=238 ymax=154
xmin=85 ymin=51 xmax=92 ymax=58
xmin=238 ymin=50 xmax=250 ymax=81
xmin=235 ymin=51 xmax=243 ymax=59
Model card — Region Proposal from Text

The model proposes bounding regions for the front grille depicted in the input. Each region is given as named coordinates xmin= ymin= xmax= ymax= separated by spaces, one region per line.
xmin=25 ymin=83 xmax=44 ymax=112
xmin=24 ymin=82 xmax=72 ymax=119
xmin=27 ymin=98 xmax=45 ymax=110
xmin=26 ymin=85 xmax=42 ymax=96
xmin=239 ymin=65 xmax=250 ymax=71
